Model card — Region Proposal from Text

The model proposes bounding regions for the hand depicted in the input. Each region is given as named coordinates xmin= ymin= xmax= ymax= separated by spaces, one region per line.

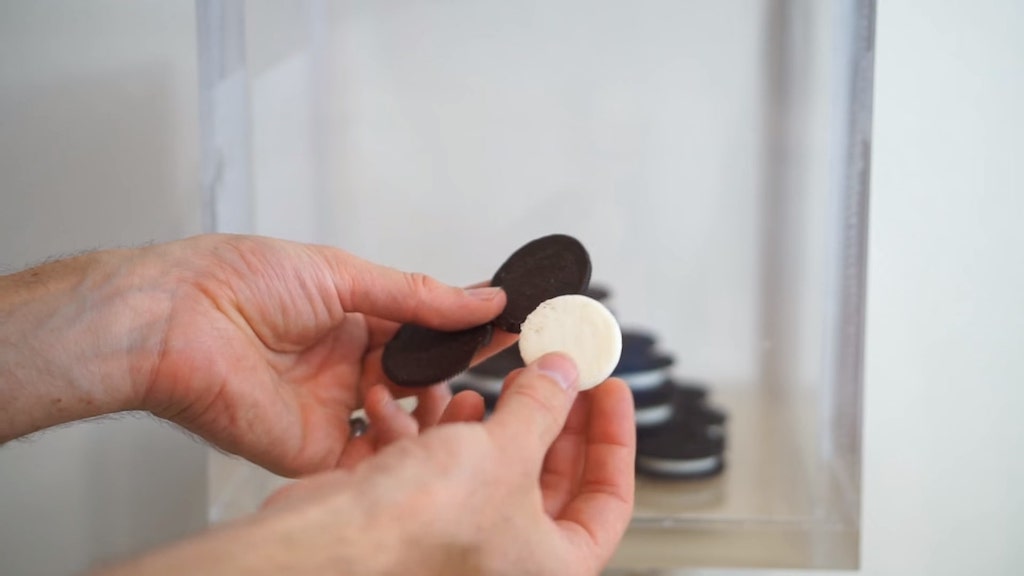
xmin=0 ymin=234 xmax=510 ymax=476
xmin=145 ymin=234 xmax=518 ymax=476
xmin=99 ymin=353 xmax=636 ymax=576
xmin=331 ymin=381 xmax=490 ymax=469
xmin=265 ymin=353 xmax=637 ymax=575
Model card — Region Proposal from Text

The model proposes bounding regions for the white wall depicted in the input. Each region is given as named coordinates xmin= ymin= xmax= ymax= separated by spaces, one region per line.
xmin=318 ymin=0 xmax=772 ymax=389
xmin=859 ymin=0 xmax=1024 ymax=573
xmin=686 ymin=1 xmax=1024 ymax=575
xmin=0 ymin=3 xmax=205 ymax=575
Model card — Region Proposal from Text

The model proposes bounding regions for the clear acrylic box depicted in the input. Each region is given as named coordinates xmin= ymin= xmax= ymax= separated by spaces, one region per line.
xmin=201 ymin=0 xmax=874 ymax=570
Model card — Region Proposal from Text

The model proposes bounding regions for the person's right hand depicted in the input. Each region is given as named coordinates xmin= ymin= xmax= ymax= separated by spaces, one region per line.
xmin=103 ymin=353 xmax=635 ymax=576
xmin=261 ymin=352 xmax=636 ymax=576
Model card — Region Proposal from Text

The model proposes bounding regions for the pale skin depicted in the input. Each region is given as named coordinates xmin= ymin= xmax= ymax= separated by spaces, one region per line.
xmin=0 ymin=234 xmax=636 ymax=576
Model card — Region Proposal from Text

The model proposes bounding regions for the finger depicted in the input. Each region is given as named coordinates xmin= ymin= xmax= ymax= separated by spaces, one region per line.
xmin=540 ymin=393 xmax=591 ymax=517
xmin=314 ymin=248 xmax=507 ymax=330
xmin=556 ymin=378 xmax=636 ymax=559
xmin=365 ymin=316 xmax=402 ymax=349
xmin=411 ymin=384 xmax=452 ymax=429
xmin=486 ymin=353 xmax=580 ymax=470
xmin=336 ymin=433 xmax=375 ymax=469
xmin=337 ymin=386 xmax=420 ymax=469
xmin=491 ymin=366 xmax=525 ymax=411
xmin=439 ymin=390 xmax=487 ymax=424
xmin=363 ymin=280 xmax=505 ymax=350
xmin=364 ymin=385 xmax=419 ymax=446
xmin=500 ymin=368 xmax=526 ymax=392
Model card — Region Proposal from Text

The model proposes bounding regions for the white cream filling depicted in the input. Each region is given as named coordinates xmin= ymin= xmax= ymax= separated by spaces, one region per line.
xmin=636 ymin=454 xmax=721 ymax=476
xmin=620 ymin=368 xmax=670 ymax=391
xmin=519 ymin=295 xmax=623 ymax=390
xmin=634 ymin=403 xmax=674 ymax=427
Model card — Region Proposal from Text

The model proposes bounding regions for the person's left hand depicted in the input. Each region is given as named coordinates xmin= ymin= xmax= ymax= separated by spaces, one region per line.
xmin=129 ymin=234 xmax=510 ymax=476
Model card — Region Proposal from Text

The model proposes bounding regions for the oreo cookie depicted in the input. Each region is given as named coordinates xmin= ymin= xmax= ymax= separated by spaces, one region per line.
xmin=383 ymin=233 xmax=591 ymax=388
xmin=630 ymin=376 xmax=675 ymax=429
xmin=614 ymin=349 xmax=673 ymax=375
xmin=381 ymin=323 xmax=493 ymax=387
xmin=675 ymin=398 xmax=726 ymax=427
xmin=613 ymin=349 xmax=674 ymax=393
xmin=631 ymin=380 xmax=675 ymax=408
xmin=669 ymin=379 xmax=709 ymax=404
xmin=620 ymin=330 xmax=657 ymax=356
xmin=489 ymin=234 xmax=592 ymax=333
xmin=667 ymin=380 xmax=726 ymax=439
xmin=636 ymin=417 xmax=726 ymax=479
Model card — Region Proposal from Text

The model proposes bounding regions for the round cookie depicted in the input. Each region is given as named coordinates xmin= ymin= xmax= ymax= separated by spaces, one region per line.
xmin=613 ymin=349 xmax=674 ymax=391
xmin=669 ymin=379 xmax=709 ymax=404
xmin=631 ymin=380 xmax=675 ymax=408
xmin=615 ymin=349 xmax=673 ymax=374
xmin=620 ymin=330 xmax=657 ymax=356
xmin=679 ymin=401 xmax=727 ymax=442
xmin=636 ymin=417 xmax=726 ymax=479
xmin=676 ymin=400 xmax=727 ymax=427
xmin=631 ymin=381 xmax=676 ymax=429
xmin=382 ymin=323 xmax=493 ymax=387
xmin=490 ymin=234 xmax=592 ymax=333
xmin=519 ymin=294 xmax=622 ymax=390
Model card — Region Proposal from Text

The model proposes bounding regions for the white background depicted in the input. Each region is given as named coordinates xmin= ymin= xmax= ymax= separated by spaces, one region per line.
xmin=1 ymin=1 xmax=1022 ymax=575
xmin=0 ymin=3 xmax=206 ymax=576
xmin=858 ymin=0 xmax=1023 ymax=573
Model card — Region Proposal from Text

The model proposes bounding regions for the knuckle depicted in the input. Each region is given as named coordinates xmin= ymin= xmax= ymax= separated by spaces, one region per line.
xmin=404 ymin=272 xmax=439 ymax=297
xmin=403 ymin=272 xmax=443 ymax=320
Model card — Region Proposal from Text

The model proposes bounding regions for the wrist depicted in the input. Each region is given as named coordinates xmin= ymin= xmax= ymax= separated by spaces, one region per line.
xmin=96 ymin=489 xmax=390 ymax=576
xmin=0 ymin=248 xmax=168 ymax=440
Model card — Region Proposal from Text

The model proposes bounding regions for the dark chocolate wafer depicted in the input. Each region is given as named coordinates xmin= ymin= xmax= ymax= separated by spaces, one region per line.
xmin=490 ymin=234 xmax=591 ymax=333
xmin=382 ymin=323 xmax=493 ymax=387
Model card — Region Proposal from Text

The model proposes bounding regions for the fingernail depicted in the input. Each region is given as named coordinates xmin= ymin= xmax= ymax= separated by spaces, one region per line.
xmin=536 ymin=353 xmax=579 ymax=392
xmin=465 ymin=286 xmax=503 ymax=301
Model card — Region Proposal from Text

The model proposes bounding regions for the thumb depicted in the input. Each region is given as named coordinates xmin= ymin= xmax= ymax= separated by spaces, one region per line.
xmin=314 ymin=246 xmax=506 ymax=329
xmin=487 ymin=353 xmax=580 ymax=469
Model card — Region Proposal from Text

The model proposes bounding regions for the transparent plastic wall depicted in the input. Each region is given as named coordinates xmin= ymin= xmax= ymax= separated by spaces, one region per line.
xmin=201 ymin=0 xmax=874 ymax=570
